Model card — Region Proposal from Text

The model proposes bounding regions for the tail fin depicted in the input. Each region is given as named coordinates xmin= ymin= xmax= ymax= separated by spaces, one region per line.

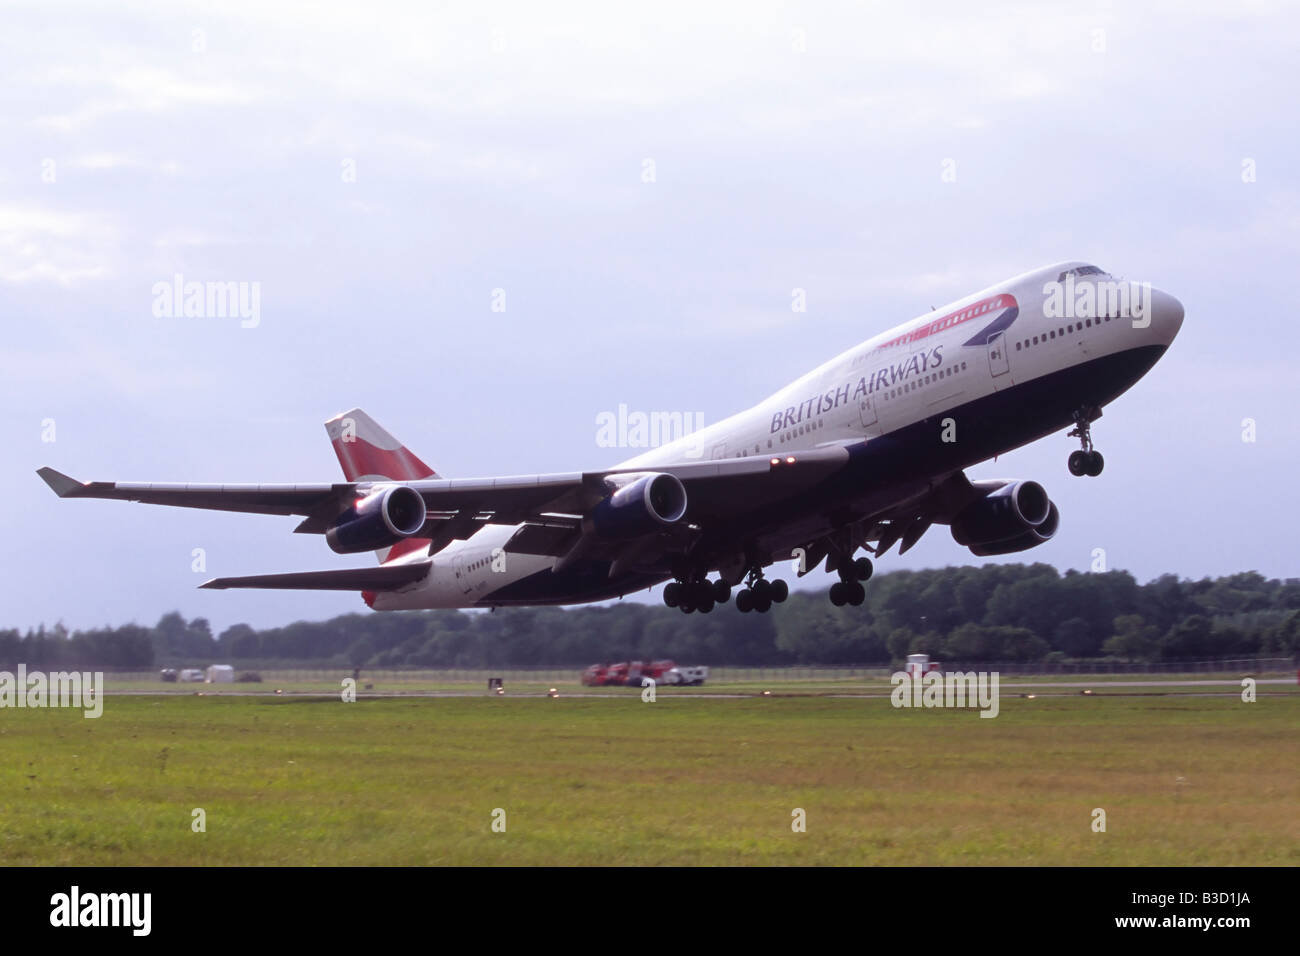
xmin=325 ymin=408 xmax=440 ymax=482
xmin=324 ymin=408 xmax=438 ymax=564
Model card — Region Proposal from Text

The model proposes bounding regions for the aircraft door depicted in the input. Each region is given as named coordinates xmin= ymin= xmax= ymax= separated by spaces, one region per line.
xmin=858 ymin=395 xmax=878 ymax=428
xmin=987 ymin=331 xmax=1010 ymax=384
xmin=453 ymin=553 xmax=472 ymax=594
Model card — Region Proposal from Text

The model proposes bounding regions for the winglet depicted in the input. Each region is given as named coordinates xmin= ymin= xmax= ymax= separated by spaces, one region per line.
xmin=37 ymin=467 xmax=87 ymax=498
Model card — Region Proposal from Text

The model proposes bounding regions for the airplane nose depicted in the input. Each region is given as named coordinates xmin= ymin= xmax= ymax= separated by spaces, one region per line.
xmin=1146 ymin=287 xmax=1184 ymax=345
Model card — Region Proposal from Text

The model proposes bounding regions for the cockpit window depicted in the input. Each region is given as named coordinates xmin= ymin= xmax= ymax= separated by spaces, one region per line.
xmin=1057 ymin=265 xmax=1108 ymax=281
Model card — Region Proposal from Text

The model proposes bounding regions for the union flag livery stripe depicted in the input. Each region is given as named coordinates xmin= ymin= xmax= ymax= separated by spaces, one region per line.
xmin=873 ymin=293 xmax=1018 ymax=351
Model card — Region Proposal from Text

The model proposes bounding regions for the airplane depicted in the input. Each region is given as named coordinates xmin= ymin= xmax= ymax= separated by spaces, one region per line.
xmin=37 ymin=260 xmax=1184 ymax=615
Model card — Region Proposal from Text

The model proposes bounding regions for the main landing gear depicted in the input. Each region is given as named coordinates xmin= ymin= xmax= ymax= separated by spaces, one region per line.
xmin=829 ymin=555 xmax=872 ymax=607
xmin=664 ymin=567 xmax=792 ymax=614
xmin=1066 ymin=406 xmax=1105 ymax=478
xmin=662 ymin=576 xmax=730 ymax=615
xmin=734 ymin=568 xmax=789 ymax=614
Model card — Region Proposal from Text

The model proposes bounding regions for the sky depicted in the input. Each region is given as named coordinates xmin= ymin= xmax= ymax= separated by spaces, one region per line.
xmin=3 ymin=0 xmax=1298 ymax=635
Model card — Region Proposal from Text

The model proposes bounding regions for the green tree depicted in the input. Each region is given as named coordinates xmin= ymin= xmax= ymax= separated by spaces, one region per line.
xmin=1102 ymin=614 xmax=1160 ymax=660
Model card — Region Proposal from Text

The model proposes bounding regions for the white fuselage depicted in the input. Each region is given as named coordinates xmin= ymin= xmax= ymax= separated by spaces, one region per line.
xmin=372 ymin=261 xmax=1183 ymax=609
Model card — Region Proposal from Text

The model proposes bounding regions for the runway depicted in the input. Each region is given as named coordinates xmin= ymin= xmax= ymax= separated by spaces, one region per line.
xmin=106 ymin=676 xmax=1297 ymax=700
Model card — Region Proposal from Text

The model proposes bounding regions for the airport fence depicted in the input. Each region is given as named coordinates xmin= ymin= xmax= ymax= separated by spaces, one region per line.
xmin=934 ymin=656 xmax=1294 ymax=676
xmin=97 ymin=656 xmax=1294 ymax=685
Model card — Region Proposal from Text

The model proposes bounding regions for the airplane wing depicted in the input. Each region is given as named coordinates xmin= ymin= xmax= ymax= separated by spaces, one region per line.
xmin=787 ymin=470 xmax=1023 ymax=577
xmin=37 ymin=467 xmax=351 ymax=517
xmin=37 ymin=445 xmax=851 ymax=544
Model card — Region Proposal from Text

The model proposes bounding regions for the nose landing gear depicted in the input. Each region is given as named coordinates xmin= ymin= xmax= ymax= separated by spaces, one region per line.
xmin=1067 ymin=407 xmax=1105 ymax=477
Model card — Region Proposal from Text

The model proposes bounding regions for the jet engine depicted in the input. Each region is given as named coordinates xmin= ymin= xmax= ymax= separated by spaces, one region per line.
xmin=950 ymin=480 xmax=1059 ymax=556
xmin=590 ymin=472 xmax=688 ymax=538
xmin=325 ymin=485 xmax=427 ymax=554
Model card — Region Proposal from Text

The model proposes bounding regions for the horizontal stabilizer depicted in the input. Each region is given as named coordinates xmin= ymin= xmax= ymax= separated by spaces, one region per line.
xmin=37 ymin=467 xmax=86 ymax=498
xmin=200 ymin=561 xmax=431 ymax=591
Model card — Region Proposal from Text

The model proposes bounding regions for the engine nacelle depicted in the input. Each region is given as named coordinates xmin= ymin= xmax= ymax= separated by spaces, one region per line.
xmin=951 ymin=480 xmax=1057 ymax=554
xmin=325 ymin=485 xmax=427 ymax=554
xmin=590 ymin=472 xmax=688 ymax=538
xmin=968 ymin=501 xmax=1059 ymax=556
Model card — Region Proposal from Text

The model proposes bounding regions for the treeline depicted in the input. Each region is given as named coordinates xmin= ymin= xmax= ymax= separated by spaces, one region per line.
xmin=3 ymin=565 xmax=1298 ymax=669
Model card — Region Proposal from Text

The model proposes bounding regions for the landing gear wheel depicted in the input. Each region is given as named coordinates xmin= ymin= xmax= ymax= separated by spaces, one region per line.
xmin=736 ymin=589 xmax=754 ymax=613
xmin=829 ymin=581 xmax=848 ymax=607
xmin=848 ymin=581 xmax=866 ymax=606
xmin=712 ymin=579 xmax=731 ymax=604
xmin=853 ymin=557 xmax=873 ymax=581
xmin=696 ymin=594 xmax=715 ymax=614
xmin=663 ymin=582 xmax=682 ymax=608
xmin=1067 ymin=406 xmax=1103 ymax=477
xmin=738 ymin=563 xmax=782 ymax=612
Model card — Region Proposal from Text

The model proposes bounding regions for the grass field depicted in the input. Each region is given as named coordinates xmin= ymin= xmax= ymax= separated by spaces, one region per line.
xmin=2 ymin=692 xmax=1297 ymax=865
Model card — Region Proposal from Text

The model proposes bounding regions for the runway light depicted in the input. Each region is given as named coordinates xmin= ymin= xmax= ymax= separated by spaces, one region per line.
xmin=547 ymin=687 xmax=559 ymax=698
xmin=496 ymin=687 xmax=505 ymax=696
xmin=786 ymin=456 xmax=796 ymax=464
xmin=761 ymin=690 xmax=772 ymax=696
xmin=770 ymin=457 xmax=781 ymax=466
xmin=1081 ymin=689 xmax=1094 ymax=695
xmin=275 ymin=688 xmax=283 ymax=695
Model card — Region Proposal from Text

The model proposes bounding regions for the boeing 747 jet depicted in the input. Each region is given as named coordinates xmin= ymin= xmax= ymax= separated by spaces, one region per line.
xmin=39 ymin=261 xmax=1183 ymax=614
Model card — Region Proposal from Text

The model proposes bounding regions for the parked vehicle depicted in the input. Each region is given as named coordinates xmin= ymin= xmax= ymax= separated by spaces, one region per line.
xmin=661 ymin=665 xmax=710 ymax=686
xmin=580 ymin=660 xmax=706 ymax=687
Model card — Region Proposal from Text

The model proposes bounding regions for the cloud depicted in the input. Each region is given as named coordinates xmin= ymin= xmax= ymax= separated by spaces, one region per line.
xmin=35 ymin=66 xmax=258 ymax=132
xmin=0 ymin=204 xmax=118 ymax=285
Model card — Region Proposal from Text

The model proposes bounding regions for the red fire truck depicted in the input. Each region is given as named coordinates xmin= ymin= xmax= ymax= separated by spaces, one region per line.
xmin=581 ymin=660 xmax=708 ymax=687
